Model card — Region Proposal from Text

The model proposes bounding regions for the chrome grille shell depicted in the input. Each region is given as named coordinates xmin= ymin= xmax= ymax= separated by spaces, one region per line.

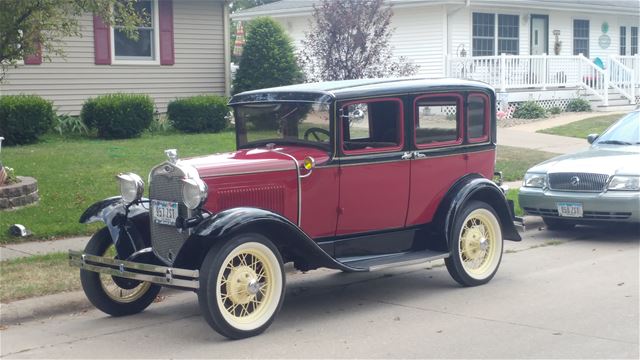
xmin=548 ymin=172 xmax=609 ymax=192
xmin=149 ymin=162 xmax=192 ymax=265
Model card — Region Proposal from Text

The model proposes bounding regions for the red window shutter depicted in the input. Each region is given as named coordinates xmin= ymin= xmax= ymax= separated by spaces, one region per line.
xmin=24 ymin=42 xmax=42 ymax=65
xmin=158 ymin=0 xmax=175 ymax=65
xmin=93 ymin=15 xmax=111 ymax=65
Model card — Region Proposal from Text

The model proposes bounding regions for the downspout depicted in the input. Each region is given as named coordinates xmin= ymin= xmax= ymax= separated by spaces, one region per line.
xmin=223 ymin=1 xmax=231 ymax=97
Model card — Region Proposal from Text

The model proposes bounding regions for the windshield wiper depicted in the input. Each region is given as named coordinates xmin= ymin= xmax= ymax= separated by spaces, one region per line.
xmin=598 ymin=140 xmax=633 ymax=145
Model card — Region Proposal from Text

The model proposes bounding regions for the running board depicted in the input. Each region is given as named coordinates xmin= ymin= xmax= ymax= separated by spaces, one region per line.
xmin=338 ymin=250 xmax=449 ymax=271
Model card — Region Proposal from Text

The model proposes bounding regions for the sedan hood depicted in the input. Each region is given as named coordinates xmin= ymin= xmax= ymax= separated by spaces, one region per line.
xmin=529 ymin=145 xmax=640 ymax=176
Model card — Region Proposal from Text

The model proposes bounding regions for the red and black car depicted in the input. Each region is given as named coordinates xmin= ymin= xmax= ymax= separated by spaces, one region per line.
xmin=70 ymin=78 xmax=521 ymax=339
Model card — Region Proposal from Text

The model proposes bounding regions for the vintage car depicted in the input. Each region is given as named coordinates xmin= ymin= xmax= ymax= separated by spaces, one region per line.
xmin=69 ymin=78 xmax=521 ymax=339
xmin=519 ymin=110 xmax=640 ymax=229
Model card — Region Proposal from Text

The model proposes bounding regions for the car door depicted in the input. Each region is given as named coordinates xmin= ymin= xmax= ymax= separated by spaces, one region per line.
xmin=336 ymin=98 xmax=411 ymax=235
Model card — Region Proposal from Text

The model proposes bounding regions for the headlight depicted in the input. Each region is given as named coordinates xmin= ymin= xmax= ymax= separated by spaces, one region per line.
xmin=116 ymin=173 xmax=144 ymax=204
xmin=182 ymin=178 xmax=208 ymax=209
xmin=607 ymin=176 xmax=640 ymax=191
xmin=523 ymin=173 xmax=546 ymax=188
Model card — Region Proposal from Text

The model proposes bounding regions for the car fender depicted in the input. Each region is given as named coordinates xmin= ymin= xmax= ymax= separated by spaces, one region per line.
xmin=79 ymin=196 xmax=150 ymax=249
xmin=434 ymin=175 xmax=522 ymax=246
xmin=174 ymin=207 xmax=363 ymax=272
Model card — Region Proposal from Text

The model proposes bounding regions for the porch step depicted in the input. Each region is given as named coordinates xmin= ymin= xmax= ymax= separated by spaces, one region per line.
xmin=594 ymin=104 xmax=638 ymax=112
xmin=338 ymin=250 xmax=449 ymax=271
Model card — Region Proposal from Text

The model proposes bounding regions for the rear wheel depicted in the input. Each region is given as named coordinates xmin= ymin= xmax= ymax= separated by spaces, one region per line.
xmin=445 ymin=201 xmax=504 ymax=287
xmin=198 ymin=233 xmax=285 ymax=339
xmin=543 ymin=217 xmax=576 ymax=230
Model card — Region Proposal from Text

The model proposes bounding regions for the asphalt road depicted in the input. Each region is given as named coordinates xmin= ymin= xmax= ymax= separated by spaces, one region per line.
xmin=1 ymin=223 xmax=638 ymax=359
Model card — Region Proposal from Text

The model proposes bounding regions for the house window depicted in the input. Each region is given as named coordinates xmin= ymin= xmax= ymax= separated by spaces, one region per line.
xmin=631 ymin=27 xmax=638 ymax=55
xmin=113 ymin=0 xmax=157 ymax=61
xmin=414 ymin=95 xmax=462 ymax=148
xmin=573 ymin=19 xmax=589 ymax=57
xmin=472 ymin=13 xmax=519 ymax=56
xmin=620 ymin=26 xmax=627 ymax=56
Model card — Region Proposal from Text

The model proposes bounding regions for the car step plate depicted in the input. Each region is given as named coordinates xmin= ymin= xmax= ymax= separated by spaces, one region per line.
xmin=339 ymin=250 xmax=449 ymax=271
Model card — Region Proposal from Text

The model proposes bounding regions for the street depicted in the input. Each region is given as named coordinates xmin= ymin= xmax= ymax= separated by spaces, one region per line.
xmin=1 ymin=223 xmax=638 ymax=359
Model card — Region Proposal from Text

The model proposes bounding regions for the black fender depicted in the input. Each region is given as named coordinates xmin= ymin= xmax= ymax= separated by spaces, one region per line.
xmin=432 ymin=175 xmax=521 ymax=248
xmin=173 ymin=207 xmax=363 ymax=272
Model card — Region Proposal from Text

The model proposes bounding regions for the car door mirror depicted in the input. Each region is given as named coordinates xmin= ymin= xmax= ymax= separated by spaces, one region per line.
xmin=587 ymin=133 xmax=599 ymax=144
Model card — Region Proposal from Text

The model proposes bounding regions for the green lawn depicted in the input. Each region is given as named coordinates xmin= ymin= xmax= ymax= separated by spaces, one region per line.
xmin=537 ymin=114 xmax=621 ymax=138
xmin=506 ymin=188 xmax=522 ymax=216
xmin=495 ymin=145 xmax=558 ymax=182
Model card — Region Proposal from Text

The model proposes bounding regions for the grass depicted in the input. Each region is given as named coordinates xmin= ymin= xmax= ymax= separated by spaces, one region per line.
xmin=495 ymin=145 xmax=558 ymax=182
xmin=0 ymin=253 xmax=79 ymax=302
xmin=506 ymin=188 xmax=522 ymax=216
xmin=537 ymin=114 xmax=621 ymax=139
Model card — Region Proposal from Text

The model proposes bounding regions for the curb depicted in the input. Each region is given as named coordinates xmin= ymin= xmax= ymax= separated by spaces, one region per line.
xmin=0 ymin=290 xmax=92 ymax=326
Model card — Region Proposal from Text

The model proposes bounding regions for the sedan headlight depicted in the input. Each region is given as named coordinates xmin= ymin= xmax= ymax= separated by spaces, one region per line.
xmin=182 ymin=178 xmax=208 ymax=209
xmin=116 ymin=173 xmax=144 ymax=204
xmin=523 ymin=173 xmax=546 ymax=188
xmin=607 ymin=176 xmax=640 ymax=191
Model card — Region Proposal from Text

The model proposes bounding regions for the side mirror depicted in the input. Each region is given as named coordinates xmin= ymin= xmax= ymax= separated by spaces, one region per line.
xmin=587 ymin=133 xmax=599 ymax=144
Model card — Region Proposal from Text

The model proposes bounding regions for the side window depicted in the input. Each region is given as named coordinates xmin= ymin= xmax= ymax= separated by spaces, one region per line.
xmin=341 ymin=99 xmax=403 ymax=154
xmin=414 ymin=95 xmax=462 ymax=148
xmin=467 ymin=94 xmax=490 ymax=142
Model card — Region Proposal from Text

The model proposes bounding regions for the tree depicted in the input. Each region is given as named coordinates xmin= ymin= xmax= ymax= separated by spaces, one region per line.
xmin=299 ymin=0 xmax=418 ymax=81
xmin=232 ymin=17 xmax=303 ymax=94
xmin=0 ymin=0 xmax=144 ymax=81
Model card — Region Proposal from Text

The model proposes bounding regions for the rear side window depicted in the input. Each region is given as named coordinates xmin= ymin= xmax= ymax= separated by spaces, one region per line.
xmin=467 ymin=93 xmax=490 ymax=142
xmin=341 ymin=98 xmax=403 ymax=154
xmin=414 ymin=94 xmax=463 ymax=148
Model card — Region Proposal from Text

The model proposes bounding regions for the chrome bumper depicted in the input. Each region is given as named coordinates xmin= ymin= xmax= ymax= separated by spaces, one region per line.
xmin=68 ymin=250 xmax=199 ymax=290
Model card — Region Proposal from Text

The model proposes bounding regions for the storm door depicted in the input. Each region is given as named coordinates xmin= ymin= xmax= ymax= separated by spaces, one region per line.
xmin=530 ymin=15 xmax=549 ymax=55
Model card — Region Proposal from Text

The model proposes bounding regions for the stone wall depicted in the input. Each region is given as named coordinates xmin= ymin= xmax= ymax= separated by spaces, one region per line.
xmin=0 ymin=177 xmax=39 ymax=210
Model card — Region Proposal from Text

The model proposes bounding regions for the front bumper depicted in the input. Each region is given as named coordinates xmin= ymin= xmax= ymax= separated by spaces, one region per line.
xmin=518 ymin=187 xmax=640 ymax=223
xmin=68 ymin=251 xmax=200 ymax=289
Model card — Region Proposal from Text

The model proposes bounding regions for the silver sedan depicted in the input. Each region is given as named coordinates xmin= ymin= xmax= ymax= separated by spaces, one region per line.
xmin=519 ymin=110 xmax=640 ymax=229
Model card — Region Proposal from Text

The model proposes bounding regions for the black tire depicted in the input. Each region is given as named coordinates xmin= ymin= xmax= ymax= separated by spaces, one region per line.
xmin=80 ymin=228 xmax=161 ymax=316
xmin=543 ymin=217 xmax=576 ymax=230
xmin=198 ymin=233 xmax=285 ymax=339
xmin=445 ymin=200 xmax=504 ymax=287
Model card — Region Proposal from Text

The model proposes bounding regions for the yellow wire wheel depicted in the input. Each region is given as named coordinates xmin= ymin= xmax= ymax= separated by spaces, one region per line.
xmin=99 ymin=244 xmax=152 ymax=303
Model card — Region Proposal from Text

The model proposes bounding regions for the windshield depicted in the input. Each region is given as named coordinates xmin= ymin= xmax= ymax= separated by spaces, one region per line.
xmin=595 ymin=111 xmax=640 ymax=145
xmin=234 ymin=102 xmax=331 ymax=148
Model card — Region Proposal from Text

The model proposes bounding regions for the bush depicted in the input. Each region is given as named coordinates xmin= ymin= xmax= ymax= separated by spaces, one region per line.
xmin=167 ymin=95 xmax=229 ymax=133
xmin=549 ymin=106 xmax=562 ymax=115
xmin=513 ymin=101 xmax=547 ymax=119
xmin=81 ymin=93 xmax=154 ymax=139
xmin=232 ymin=17 xmax=303 ymax=94
xmin=0 ymin=95 xmax=54 ymax=145
xmin=566 ymin=98 xmax=591 ymax=112
xmin=54 ymin=114 xmax=88 ymax=135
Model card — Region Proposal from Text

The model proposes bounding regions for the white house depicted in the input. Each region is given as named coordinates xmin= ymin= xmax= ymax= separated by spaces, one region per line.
xmin=233 ymin=0 xmax=640 ymax=113
xmin=1 ymin=0 xmax=230 ymax=115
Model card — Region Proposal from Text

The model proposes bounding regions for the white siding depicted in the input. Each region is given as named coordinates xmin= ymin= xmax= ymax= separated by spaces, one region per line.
xmin=0 ymin=0 xmax=226 ymax=115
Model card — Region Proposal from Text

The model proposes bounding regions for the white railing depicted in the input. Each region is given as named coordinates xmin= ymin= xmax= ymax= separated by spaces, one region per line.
xmin=446 ymin=53 xmax=640 ymax=106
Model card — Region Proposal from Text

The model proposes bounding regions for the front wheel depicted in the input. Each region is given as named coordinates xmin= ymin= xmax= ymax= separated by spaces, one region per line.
xmin=198 ymin=233 xmax=285 ymax=339
xmin=445 ymin=201 xmax=504 ymax=287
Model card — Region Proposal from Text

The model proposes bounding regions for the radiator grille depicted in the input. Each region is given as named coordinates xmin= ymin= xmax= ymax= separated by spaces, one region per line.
xmin=548 ymin=173 xmax=609 ymax=192
xmin=218 ymin=185 xmax=285 ymax=214
xmin=149 ymin=164 xmax=190 ymax=265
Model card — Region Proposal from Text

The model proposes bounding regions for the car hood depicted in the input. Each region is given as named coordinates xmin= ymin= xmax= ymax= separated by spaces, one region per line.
xmin=528 ymin=145 xmax=640 ymax=176
xmin=180 ymin=145 xmax=330 ymax=178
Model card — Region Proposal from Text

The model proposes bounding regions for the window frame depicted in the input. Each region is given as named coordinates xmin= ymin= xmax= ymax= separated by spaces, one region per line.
xmin=472 ymin=12 xmax=496 ymax=56
xmin=631 ymin=26 xmax=638 ymax=56
xmin=497 ymin=14 xmax=520 ymax=55
xmin=413 ymin=93 xmax=464 ymax=150
xmin=466 ymin=93 xmax=491 ymax=144
xmin=339 ymin=97 xmax=405 ymax=156
xmin=620 ymin=26 xmax=627 ymax=56
xmin=110 ymin=0 xmax=160 ymax=65
xmin=472 ymin=12 xmax=520 ymax=56
xmin=572 ymin=19 xmax=590 ymax=57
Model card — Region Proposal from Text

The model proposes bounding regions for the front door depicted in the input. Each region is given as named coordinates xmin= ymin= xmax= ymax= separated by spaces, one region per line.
xmin=530 ymin=15 xmax=549 ymax=55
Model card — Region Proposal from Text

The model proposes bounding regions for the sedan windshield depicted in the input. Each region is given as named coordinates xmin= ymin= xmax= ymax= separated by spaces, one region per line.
xmin=595 ymin=111 xmax=640 ymax=145
xmin=234 ymin=102 xmax=331 ymax=148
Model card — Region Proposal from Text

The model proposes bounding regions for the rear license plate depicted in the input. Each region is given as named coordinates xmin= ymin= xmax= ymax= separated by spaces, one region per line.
xmin=557 ymin=202 xmax=583 ymax=218
xmin=152 ymin=200 xmax=179 ymax=226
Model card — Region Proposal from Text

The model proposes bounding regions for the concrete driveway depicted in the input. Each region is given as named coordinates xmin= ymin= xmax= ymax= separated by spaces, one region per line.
xmin=1 ymin=224 xmax=638 ymax=359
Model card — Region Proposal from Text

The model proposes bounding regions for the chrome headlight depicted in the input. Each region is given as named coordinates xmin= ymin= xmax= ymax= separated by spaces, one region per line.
xmin=523 ymin=173 xmax=546 ymax=188
xmin=182 ymin=178 xmax=208 ymax=209
xmin=116 ymin=173 xmax=144 ymax=204
xmin=607 ymin=175 xmax=640 ymax=191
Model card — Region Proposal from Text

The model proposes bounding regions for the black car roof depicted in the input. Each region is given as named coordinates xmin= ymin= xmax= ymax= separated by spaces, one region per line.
xmin=228 ymin=77 xmax=494 ymax=105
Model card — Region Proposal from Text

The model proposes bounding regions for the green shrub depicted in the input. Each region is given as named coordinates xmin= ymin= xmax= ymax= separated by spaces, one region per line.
xmin=81 ymin=93 xmax=154 ymax=139
xmin=167 ymin=95 xmax=229 ymax=133
xmin=148 ymin=115 xmax=173 ymax=133
xmin=566 ymin=98 xmax=591 ymax=112
xmin=54 ymin=114 xmax=88 ymax=135
xmin=513 ymin=101 xmax=547 ymax=119
xmin=232 ymin=17 xmax=303 ymax=94
xmin=0 ymin=95 xmax=54 ymax=145
xmin=549 ymin=106 xmax=562 ymax=115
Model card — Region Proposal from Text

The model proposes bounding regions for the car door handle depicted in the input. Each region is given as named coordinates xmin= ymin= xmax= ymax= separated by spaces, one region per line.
xmin=401 ymin=152 xmax=413 ymax=160
xmin=413 ymin=152 xmax=426 ymax=159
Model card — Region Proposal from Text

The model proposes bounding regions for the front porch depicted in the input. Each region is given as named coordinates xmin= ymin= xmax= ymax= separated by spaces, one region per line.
xmin=445 ymin=54 xmax=640 ymax=115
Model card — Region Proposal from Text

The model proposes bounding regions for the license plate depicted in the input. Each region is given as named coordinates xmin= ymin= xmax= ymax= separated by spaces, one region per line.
xmin=557 ymin=202 xmax=583 ymax=218
xmin=152 ymin=200 xmax=179 ymax=226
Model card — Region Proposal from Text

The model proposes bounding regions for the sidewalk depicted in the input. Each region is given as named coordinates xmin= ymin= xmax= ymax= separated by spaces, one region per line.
xmin=0 ymin=236 xmax=89 ymax=261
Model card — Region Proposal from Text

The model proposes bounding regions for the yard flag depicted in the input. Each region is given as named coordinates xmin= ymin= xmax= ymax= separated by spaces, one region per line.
xmin=233 ymin=21 xmax=245 ymax=57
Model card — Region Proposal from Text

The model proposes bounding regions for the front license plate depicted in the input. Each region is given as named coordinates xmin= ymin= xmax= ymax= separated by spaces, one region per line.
xmin=152 ymin=200 xmax=179 ymax=226
xmin=557 ymin=202 xmax=583 ymax=218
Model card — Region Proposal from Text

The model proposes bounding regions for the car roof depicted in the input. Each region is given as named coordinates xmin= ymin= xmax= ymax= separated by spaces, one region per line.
xmin=229 ymin=77 xmax=495 ymax=105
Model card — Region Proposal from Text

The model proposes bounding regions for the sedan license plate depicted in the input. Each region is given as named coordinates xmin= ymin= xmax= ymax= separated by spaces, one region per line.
xmin=152 ymin=200 xmax=179 ymax=226
xmin=557 ymin=202 xmax=583 ymax=218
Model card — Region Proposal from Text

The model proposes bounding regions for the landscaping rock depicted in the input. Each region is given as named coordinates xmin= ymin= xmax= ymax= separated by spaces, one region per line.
xmin=0 ymin=176 xmax=39 ymax=210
